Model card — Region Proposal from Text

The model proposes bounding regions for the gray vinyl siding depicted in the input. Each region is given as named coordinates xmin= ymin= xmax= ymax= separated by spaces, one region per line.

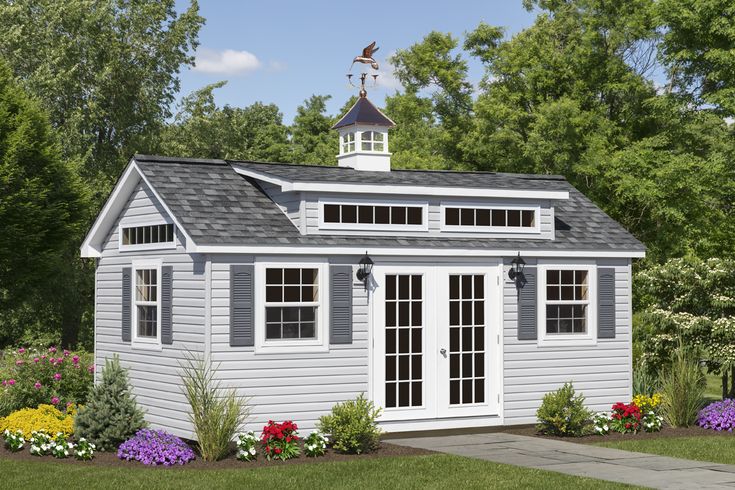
xmin=501 ymin=258 xmax=633 ymax=424
xmin=95 ymin=182 xmax=206 ymax=438
xmin=259 ymin=182 xmax=303 ymax=232
xmin=301 ymin=192 xmax=555 ymax=240
xmin=210 ymin=256 xmax=369 ymax=433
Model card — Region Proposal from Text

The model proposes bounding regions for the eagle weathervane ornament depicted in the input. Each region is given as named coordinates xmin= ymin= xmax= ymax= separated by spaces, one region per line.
xmin=347 ymin=41 xmax=380 ymax=98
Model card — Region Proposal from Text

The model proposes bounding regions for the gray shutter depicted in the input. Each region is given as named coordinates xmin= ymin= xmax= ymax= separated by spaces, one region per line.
xmin=160 ymin=266 xmax=173 ymax=345
xmin=518 ymin=266 xmax=537 ymax=340
xmin=330 ymin=265 xmax=353 ymax=344
xmin=598 ymin=267 xmax=616 ymax=339
xmin=122 ymin=267 xmax=132 ymax=342
xmin=230 ymin=264 xmax=254 ymax=347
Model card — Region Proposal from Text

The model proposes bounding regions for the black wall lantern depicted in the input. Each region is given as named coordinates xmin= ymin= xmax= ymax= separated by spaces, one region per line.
xmin=356 ymin=251 xmax=374 ymax=288
xmin=508 ymin=252 xmax=526 ymax=287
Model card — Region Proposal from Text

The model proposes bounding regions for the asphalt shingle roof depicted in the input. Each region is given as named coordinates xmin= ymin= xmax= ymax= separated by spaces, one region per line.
xmin=134 ymin=155 xmax=645 ymax=253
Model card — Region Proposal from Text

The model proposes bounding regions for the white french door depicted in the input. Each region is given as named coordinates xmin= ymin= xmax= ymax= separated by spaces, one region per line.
xmin=372 ymin=263 xmax=502 ymax=422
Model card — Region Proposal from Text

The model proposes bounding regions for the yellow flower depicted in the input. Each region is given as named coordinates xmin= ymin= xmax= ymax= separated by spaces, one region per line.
xmin=0 ymin=405 xmax=74 ymax=437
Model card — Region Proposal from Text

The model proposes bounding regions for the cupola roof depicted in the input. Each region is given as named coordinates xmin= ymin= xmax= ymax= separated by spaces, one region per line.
xmin=331 ymin=96 xmax=395 ymax=130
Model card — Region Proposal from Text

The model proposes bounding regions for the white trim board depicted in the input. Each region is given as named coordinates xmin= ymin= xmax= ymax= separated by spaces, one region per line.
xmin=231 ymin=164 xmax=570 ymax=200
xmin=190 ymin=244 xmax=646 ymax=259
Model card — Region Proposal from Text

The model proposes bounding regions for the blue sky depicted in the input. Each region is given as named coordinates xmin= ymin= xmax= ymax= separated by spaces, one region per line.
xmin=175 ymin=1 xmax=536 ymax=123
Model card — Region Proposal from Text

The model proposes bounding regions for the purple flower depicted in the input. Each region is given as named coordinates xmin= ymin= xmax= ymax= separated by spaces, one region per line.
xmin=48 ymin=346 xmax=57 ymax=353
xmin=51 ymin=396 xmax=60 ymax=405
xmin=17 ymin=348 xmax=25 ymax=354
xmin=117 ymin=429 xmax=195 ymax=466
xmin=34 ymin=381 xmax=41 ymax=389
xmin=53 ymin=373 xmax=62 ymax=381
xmin=698 ymin=399 xmax=735 ymax=431
xmin=8 ymin=379 xmax=15 ymax=386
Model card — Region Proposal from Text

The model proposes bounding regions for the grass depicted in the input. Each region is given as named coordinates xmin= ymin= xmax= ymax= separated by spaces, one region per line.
xmin=0 ymin=454 xmax=642 ymax=489
xmin=596 ymin=436 xmax=735 ymax=466
xmin=705 ymin=373 xmax=723 ymax=402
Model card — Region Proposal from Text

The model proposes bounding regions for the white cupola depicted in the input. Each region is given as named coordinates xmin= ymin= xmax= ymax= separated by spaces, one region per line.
xmin=332 ymin=94 xmax=395 ymax=172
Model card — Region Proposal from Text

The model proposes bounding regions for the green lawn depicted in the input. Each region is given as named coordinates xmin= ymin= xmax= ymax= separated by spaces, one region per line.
xmin=596 ymin=436 xmax=735 ymax=466
xmin=0 ymin=454 xmax=642 ymax=489
xmin=705 ymin=373 xmax=724 ymax=402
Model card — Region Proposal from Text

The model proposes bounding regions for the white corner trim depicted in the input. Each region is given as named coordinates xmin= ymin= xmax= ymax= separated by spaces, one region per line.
xmin=231 ymin=164 xmax=570 ymax=200
xmin=190 ymin=244 xmax=645 ymax=259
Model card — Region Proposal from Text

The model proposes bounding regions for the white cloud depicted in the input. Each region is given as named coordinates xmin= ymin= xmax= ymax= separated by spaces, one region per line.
xmin=193 ymin=48 xmax=262 ymax=75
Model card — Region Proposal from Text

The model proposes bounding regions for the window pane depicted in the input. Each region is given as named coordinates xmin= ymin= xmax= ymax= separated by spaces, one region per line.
xmin=522 ymin=210 xmax=535 ymax=227
xmin=508 ymin=210 xmax=521 ymax=227
xmin=407 ymin=207 xmax=422 ymax=225
xmin=324 ymin=204 xmax=340 ymax=223
xmin=460 ymin=208 xmax=474 ymax=226
xmin=446 ymin=208 xmax=459 ymax=225
xmin=284 ymin=269 xmax=300 ymax=284
xmin=358 ymin=205 xmax=374 ymax=224
xmin=476 ymin=209 xmax=491 ymax=226
xmin=362 ymin=141 xmax=371 ymax=151
xmin=374 ymin=143 xmax=384 ymax=151
xmin=266 ymin=268 xmax=282 ymax=285
xmin=122 ymin=228 xmax=130 ymax=245
xmin=547 ymin=270 xmax=560 ymax=284
xmin=373 ymin=132 xmax=384 ymax=141
xmin=375 ymin=206 xmax=390 ymax=224
xmin=342 ymin=205 xmax=357 ymax=223
xmin=491 ymin=209 xmax=506 ymax=226
xmin=391 ymin=206 xmax=406 ymax=225
xmin=266 ymin=323 xmax=281 ymax=339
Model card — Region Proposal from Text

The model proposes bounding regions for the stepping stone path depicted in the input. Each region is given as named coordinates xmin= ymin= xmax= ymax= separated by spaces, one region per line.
xmin=389 ymin=433 xmax=735 ymax=489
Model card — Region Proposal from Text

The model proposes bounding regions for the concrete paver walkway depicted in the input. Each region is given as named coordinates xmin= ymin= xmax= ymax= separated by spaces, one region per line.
xmin=389 ymin=433 xmax=735 ymax=489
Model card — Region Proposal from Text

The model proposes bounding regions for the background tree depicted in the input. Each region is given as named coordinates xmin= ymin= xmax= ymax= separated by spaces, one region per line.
xmin=0 ymin=0 xmax=204 ymax=198
xmin=0 ymin=61 xmax=87 ymax=346
xmin=289 ymin=95 xmax=338 ymax=164
xmin=162 ymin=81 xmax=291 ymax=162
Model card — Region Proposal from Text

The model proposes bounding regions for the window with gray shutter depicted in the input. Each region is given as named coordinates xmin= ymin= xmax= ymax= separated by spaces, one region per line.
xmin=330 ymin=265 xmax=353 ymax=344
xmin=160 ymin=266 xmax=173 ymax=345
xmin=230 ymin=264 xmax=254 ymax=347
xmin=122 ymin=267 xmax=131 ymax=342
xmin=598 ymin=268 xmax=616 ymax=339
xmin=518 ymin=266 xmax=537 ymax=340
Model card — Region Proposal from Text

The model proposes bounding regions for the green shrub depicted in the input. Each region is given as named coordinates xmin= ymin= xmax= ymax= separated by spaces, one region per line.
xmin=317 ymin=394 xmax=382 ymax=454
xmin=536 ymin=382 xmax=593 ymax=436
xmin=632 ymin=367 xmax=659 ymax=397
xmin=73 ymin=356 xmax=146 ymax=450
xmin=0 ymin=345 xmax=93 ymax=416
xmin=180 ymin=353 xmax=248 ymax=462
xmin=660 ymin=348 xmax=705 ymax=427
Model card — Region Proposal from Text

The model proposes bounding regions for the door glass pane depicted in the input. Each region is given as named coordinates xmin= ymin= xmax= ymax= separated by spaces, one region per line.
xmin=448 ymin=274 xmax=486 ymax=405
xmin=385 ymin=274 xmax=423 ymax=408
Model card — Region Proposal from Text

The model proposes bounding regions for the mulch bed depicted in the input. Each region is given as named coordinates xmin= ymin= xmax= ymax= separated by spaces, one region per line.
xmin=503 ymin=424 xmax=735 ymax=443
xmin=0 ymin=439 xmax=435 ymax=469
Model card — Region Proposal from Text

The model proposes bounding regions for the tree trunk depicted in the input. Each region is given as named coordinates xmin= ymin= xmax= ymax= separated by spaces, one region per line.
xmin=730 ymin=365 xmax=735 ymax=399
xmin=723 ymin=371 xmax=728 ymax=400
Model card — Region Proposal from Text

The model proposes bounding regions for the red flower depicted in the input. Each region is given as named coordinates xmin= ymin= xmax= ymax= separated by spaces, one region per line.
xmin=274 ymin=448 xmax=282 ymax=454
xmin=286 ymin=436 xmax=292 ymax=443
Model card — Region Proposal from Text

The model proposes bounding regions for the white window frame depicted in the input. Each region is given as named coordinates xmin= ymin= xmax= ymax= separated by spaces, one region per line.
xmin=318 ymin=198 xmax=429 ymax=232
xmin=254 ymin=259 xmax=329 ymax=354
xmin=131 ymin=259 xmax=162 ymax=351
xmin=537 ymin=262 xmax=597 ymax=347
xmin=118 ymin=218 xmax=177 ymax=252
xmin=359 ymin=130 xmax=387 ymax=152
xmin=340 ymin=131 xmax=356 ymax=154
xmin=439 ymin=203 xmax=541 ymax=234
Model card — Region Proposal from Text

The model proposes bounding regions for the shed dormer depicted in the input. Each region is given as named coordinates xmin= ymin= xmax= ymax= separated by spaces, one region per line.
xmin=332 ymin=95 xmax=395 ymax=172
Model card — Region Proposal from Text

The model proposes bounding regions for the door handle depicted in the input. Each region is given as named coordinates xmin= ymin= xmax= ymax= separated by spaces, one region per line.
xmin=440 ymin=348 xmax=447 ymax=358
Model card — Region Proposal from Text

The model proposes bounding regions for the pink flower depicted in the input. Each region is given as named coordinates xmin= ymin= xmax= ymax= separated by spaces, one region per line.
xmin=17 ymin=348 xmax=25 ymax=354
xmin=51 ymin=396 xmax=60 ymax=405
xmin=53 ymin=373 xmax=62 ymax=381
xmin=33 ymin=357 xmax=39 ymax=363
xmin=48 ymin=346 xmax=57 ymax=353
xmin=8 ymin=379 xmax=15 ymax=386
xmin=88 ymin=365 xmax=95 ymax=373
xmin=1 ymin=380 xmax=5 ymax=387
xmin=63 ymin=350 xmax=70 ymax=357
xmin=49 ymin=357 xmax=55 ymax=364
xmin=41 ymin=355 xmax=47 ymax=360
xmin=15 ymin=359 xmax=23 ymax=366
xmin=34 ymin=382 xmax=41 ymax=389
xmin=72 ymin=355 xmax=80 ymax=364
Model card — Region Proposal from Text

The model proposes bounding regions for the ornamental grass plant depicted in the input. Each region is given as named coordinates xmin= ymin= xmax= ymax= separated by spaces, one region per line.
xmin=180 ymin=353 xmax=248 ymax=462
xmin=659 ymin=348 xmax=705 ymax=427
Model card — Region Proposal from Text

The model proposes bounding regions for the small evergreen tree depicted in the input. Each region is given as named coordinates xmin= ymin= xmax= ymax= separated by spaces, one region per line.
xmin=74 ymin=356 xmax=146 ymax=450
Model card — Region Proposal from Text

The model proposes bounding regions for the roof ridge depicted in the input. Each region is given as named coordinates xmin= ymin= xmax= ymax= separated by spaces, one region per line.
xmin=134 ymin=154 xmax=227 ymax=165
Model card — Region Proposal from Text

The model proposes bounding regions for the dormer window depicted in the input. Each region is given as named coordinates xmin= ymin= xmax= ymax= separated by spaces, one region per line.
xmin=341 ymin=132 xmax=355 ymax=154
xmin=441 ymin=205 xmax=540 ymax=233
xmin=361 ymin=131 xmax=385 ymax=152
